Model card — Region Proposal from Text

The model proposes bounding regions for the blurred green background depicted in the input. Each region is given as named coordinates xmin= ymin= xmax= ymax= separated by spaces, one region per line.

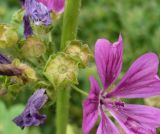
xmin=1 ymin=0 xmax=160 ymax=134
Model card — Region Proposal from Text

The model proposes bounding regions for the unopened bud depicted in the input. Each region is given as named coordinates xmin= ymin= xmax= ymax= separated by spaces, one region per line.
xmin=0 ymin=24 xmax=18 ymax=48
xmin=65 ymin=40 xmax=91 ymax=67
xmin=18 ymin=63 xmax=37 ymax=81
xmin=21 ymin=36 xmax=46 ymax=58
xmin=0 ymin=64 xmax=22 ymax=76
xmin=44 ymin=53 xmax=79 ymax=87
xmin=0 ymin=53 xmax=11 ymax=64
xmin=12 ymin=59 xmax=37 ymax=82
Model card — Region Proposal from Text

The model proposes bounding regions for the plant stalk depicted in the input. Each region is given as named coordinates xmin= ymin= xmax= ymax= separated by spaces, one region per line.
xmin=56 ymin=0 xmax=81 ymax=134
xmin=60 ymin=0 xmax=81 ymax=50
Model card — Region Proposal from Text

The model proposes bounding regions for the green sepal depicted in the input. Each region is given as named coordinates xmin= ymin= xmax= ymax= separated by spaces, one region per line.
xmin=21 ymin=36 xmax=46 ymax=58
xmin=12 ymin=59 xmax=38 ymax=82
xmin=44 ymin=53 xmax=79 ymax=88
xmin=65 ymin=40 xmax=92 ymax=68
xmin=0 ymin=101 xmax=41 ymax=134
xmin=11 ymin=8 xmax=24 ymax=25
xmin=0 ymin=24 xmax=18 ymax=48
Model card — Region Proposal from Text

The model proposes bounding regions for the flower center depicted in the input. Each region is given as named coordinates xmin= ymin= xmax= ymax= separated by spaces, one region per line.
xmin=99 ymin=92 xmax=124 ymax=111
xmin=58 ymin=64 xmax=68 ymax=74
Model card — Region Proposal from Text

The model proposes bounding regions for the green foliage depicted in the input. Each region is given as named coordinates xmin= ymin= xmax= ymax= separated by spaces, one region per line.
xmin=79 ymin=0 xmax=160 ymax=72
xmin=1 ymin=0 xmax=160 ymax=133
xmin=0 ymin=101 xmax=41 ymax=134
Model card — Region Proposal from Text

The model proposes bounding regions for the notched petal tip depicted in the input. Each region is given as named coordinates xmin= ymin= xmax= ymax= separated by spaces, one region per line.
xmin=95 ymin=34 xmax=123 ymax=90
xmin=118 ymin=33 xmax=123 ymax=42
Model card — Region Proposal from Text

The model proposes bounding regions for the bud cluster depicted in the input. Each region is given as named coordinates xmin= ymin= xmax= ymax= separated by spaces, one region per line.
xmin=44 ymin=40 xmax=92 ymax=88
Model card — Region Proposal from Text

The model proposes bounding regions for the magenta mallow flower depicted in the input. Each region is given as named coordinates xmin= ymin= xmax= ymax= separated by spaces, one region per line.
xmin=13 ymin=89 xmax=48 ymax=129
xmin=82 ymin=35 xmax=160 ymax=134
xmin=21 ymin=0 xmax=64 ymax=37
xmin=38 ymin=0 xmax=65 ymax=14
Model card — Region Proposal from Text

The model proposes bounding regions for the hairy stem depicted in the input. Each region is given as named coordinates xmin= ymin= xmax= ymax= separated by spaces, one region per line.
xmin=60 ymin=0 xmax=81 ymax=50
xmin=56 ymin=0 xmax=81 ymax=134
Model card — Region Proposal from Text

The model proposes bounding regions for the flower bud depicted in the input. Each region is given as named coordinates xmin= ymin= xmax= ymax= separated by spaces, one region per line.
xmin=0 ymin=53 xmax=22 ymax=76
xmin=65 ymin=40 xmax=91 ymax=67
xmin=12 ymin=59 xmax=37 ymax=82
xmin=21 ymin=36 xmax=46 ymax=58
xmin=0 ymin=24 xmax=18 ymax=48
xmin=44 ymin=53 xmax=79 ymax=88
xmin=0 ymin=64 xmax=22 ymax=76
xmin=18 ymin=63 xmax=37 ymax=81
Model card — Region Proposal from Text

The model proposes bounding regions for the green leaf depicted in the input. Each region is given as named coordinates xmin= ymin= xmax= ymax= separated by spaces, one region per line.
xmin=0 ymin=101 xmax=41 ymax=134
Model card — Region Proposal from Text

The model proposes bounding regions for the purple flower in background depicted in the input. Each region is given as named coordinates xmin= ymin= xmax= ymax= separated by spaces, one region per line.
xmin=82 ymin=35 xmax=160 ymax=134
xmin=38 ymin=0 xmax=65 ymax=14
xmin=0 ymin=53 xmax=22 ymax=76
xmin=13 ymin=89 xmax=48 ymax=129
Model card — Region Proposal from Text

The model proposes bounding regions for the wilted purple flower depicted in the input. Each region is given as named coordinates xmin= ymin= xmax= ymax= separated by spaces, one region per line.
xmin=13 ymin=89 xmax=48 ymax=128
xmin=21 ymin=0 xmax=65 ymax=37
xmin=0 ymin=53 xmax=11 ymax=64
xmin=0 ymin=53 xmax=22 ymax=76
xmin=21 ymin=0 xmax=52 ymax=37
xmin=83 ymin=35 xmax=160 ymax=134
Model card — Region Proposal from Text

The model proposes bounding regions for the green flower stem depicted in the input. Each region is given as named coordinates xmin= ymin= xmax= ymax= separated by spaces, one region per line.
xmin=60 ymin=0 xmax=81 ymax=50
xmin=56 ymin=87 xmax=70 ymax=134
xmin=56 ymin=0 xmax=81 ymax=134
xmin=71 ymin=85 xmax=88 ymax=96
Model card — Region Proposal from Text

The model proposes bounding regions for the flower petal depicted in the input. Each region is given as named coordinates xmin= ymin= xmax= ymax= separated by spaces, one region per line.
xmin=108 ymin=53 xmax=160 ymax=98
xmin=38 ymin=0 xmax=64 ymax=14
xmin=95 ymin=35 xmax=123 ymax=89
xmin=97 ymin=111 xmax=120 ymax=134
xmin=13 ymin=89 xmax=48 ymax=128
xmin=23 ymin=15 xmax=33 ymax=38
xmin=52 ymin=0 xmax=64 ymax=14
xmin=27 ymin=89 xmax=48 ymax=110
xmin=82 ymin=76 xmax=100 ymax=134
xmin=110 ymin=104 xmax=160 ymax=134
xmin=20 ymin=0 xmax=25 ymax=5
xmin=0 ymin=53 xmax=11 ymax=64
